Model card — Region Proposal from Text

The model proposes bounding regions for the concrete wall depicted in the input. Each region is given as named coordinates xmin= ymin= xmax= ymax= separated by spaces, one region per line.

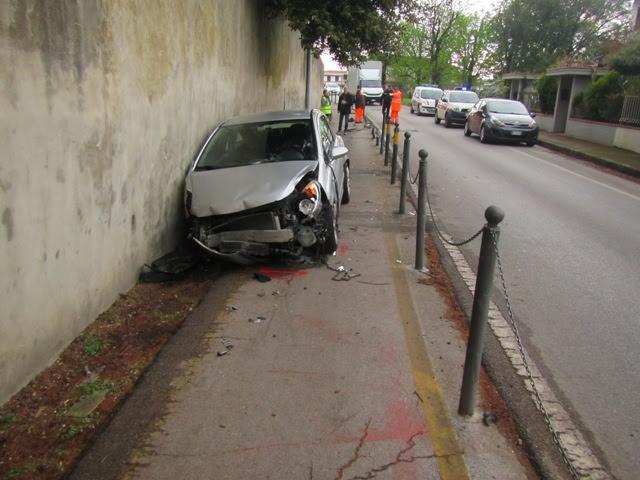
xmin=566 ymin=119 xmax=618 ymax=145
xmin=0 ymin=0 xmax=323 ymax=404
xmin=614 ymin=125 xmax=640 ymax=153
xmin=535 ymin=113 xmax=554 ymax=132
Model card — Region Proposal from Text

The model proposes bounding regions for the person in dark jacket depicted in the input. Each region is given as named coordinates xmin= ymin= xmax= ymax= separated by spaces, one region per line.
xmin=381 ymin=85 xmax=393 ymax=120
xmin=338 ymin=87 xmax=355 ymax=133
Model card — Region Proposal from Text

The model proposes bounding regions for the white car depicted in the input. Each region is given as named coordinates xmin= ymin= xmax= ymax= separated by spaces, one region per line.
xmin=435 ymin=90 xmax=480 ymax=127
xmin=410 ymin=86 xmax=443 ymax=116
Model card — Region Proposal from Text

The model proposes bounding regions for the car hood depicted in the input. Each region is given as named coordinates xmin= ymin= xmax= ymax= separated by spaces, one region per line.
xmin=490 ymin=113 xmax=534 ymax=124
xmin=449 ymin=102 xmax=476 ymax=109
xmin=187 ymin=160 xmax=317 ymax=217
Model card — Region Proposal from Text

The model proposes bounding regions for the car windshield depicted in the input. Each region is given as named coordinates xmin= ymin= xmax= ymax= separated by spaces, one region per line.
xmin=195 ymin=120 xmax=317 ymax=170
xmin=360 ymin=80 xmax=381 ymax=88
xmin=420 ymin=89 xmax=442 ymax=99
xmin=449 ymin=91 xmax=479 ymax=103
xmin=487 ymin=100 xmax=529 ymax=115
xmin=326 ymin=83 xmax=339 ymax=88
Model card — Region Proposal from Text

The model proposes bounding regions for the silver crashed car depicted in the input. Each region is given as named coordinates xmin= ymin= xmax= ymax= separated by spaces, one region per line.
xmin=184 ymin=110 xmax=351 ymax=264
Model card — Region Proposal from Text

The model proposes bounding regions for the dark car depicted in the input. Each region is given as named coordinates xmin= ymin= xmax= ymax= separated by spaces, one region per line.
xmin=464 ymin=98 xmax=539 ymax=146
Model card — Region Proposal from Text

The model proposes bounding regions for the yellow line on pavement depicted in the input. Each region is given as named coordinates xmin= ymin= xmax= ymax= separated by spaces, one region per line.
xmin=382 ymin=201 xmax=469 ymax=480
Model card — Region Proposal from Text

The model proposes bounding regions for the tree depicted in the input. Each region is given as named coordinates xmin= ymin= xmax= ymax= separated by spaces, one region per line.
xmin=451 ymin=14 xmax=495 ymax=85
xmin=492 ymin=0 xmax=630 ymax=73
xmin=419 ymin=0 xmax=461 ymax=84
xmin=611 ymin=36 xmax=640 ymax=75
xmin=264 ymin=0 xmax=415 ymax=65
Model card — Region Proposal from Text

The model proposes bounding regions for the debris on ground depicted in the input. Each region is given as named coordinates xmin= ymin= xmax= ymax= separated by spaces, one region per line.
xmin=483 ymin=412 xmax=498 ymax=426
xmin=249 ymin=316 xmax=267 ymax=324
xmin=253 ymin=272 xmax=272 ymax=283
xmin=225 ymin=305 xmax=238 ymax=312
xmin=323 ymin=260 xmax=361 ymax=282
xmin=139 ymin=247 xmax=198 ymax=283
xmin=257 ymin=291 xmax=266 ymax=297
xmin=272 ymin=290 xmax=281 ymax=296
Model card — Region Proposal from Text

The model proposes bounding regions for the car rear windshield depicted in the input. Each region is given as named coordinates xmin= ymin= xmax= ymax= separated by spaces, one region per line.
xmin=195 ymin=120 xmax=317 ymax=170
xmin=449 ymin=91 xmax=479 ymax=103
xmin=486 ymin=100 xmax=529 ymax=115
xmin=420 ymin=89 xmax=442 ymax=99
xmin=360 ymin=80 xmax=381 ymax=88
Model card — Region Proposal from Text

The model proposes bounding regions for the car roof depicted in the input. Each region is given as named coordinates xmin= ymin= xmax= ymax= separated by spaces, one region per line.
xmin=415 ymin=86 xmax=442 ymax=91
xmin=223 ymin=110 xmax=314 ymax=126
xmin=484 ymin=98 xmax=522 ymax=103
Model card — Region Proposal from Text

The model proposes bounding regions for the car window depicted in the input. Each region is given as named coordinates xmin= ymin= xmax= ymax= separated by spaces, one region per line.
xmin=420 ymin=89 xmax=442 ymax=100
xmin=486 ymin=100 xmax=529 ymax=115
xmin=318 ymin=116 xmax=334 ymax=154
xmin=449 ymin=91 xmax=479 ymax=103
xmin=195 ymin=120 xmax=317 ymax=170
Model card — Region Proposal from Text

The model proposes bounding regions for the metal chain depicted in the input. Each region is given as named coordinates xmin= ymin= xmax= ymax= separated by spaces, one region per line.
xmin=424 ymin=161 xmax=483 ymax=247
xmin=491 ymin=231 xmax=582 ymax=480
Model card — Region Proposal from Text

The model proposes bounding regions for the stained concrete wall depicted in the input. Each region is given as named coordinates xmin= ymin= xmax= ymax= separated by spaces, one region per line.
xmin=0 ymin=0 xmax=323 ymax=404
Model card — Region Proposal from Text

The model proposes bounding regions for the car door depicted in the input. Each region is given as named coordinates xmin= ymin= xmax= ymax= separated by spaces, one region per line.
xmin=469 ymin=100 xmax=484 ymax=133
xmin=437 ymin=92 xmax=449 ymax=120
xmin=318 ymin=115 xmax=343 ymax=205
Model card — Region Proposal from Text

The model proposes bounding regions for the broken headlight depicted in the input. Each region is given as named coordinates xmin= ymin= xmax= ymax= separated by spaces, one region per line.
xmin=298 ymin=180 xmax=322 ymax=218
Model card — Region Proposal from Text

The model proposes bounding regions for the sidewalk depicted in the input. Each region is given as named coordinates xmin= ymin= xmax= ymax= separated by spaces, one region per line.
xmin=70 ymin=124 xmax=534 ymax=480
xmin=538 ymin=131 xmax=640 ymax=177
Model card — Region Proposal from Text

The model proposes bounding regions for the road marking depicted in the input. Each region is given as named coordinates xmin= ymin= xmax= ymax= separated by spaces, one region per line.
xmin=382 ymin=192 xmax=470 ymax=480
xmin=511 ymin=147 xmax=640 ymax=202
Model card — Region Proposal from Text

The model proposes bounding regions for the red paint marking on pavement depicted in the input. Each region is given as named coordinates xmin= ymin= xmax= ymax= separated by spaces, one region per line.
xmin=338 ymin=244 xmax=349 ymax=255
xmin=393 ymin=462 xmax=418 ymax=479
xmin=335 ymin=399 xmax=427 ymax=444
xmin=256 ymin=267 xmax=309 ymax=281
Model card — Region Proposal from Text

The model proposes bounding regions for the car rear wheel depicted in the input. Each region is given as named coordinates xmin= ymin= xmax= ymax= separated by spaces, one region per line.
xmin=341 ymin=163 xmax=351 ymax=204
xmin=464 ymin=121 xmax=471 ymax=136
xmin=320 ymin=204 xmax=339 ymax=255
xmin=480 ymin=125 xmax=489 ymax=143
xmin=434 ymin=113 xmax=441 ymax=124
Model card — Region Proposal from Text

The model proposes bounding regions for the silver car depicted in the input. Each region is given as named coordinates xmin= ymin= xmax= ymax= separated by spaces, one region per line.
xmin=184 ymin=110 xmax=351 ymax=264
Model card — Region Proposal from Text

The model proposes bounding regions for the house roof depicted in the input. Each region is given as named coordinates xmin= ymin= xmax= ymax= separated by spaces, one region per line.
xmin=545 ymin=66 xmax=608 ymax=77
xmin=500 ymin=72 xmax=543 ymax=80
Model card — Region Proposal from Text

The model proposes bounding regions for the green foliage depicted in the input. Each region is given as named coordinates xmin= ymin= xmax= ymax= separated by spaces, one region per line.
xmin=493 ymin=0 xmax=629 ymax=72
xmin=0 ymin=413 xmax=16 ymax=429
xmin=60 ymin=413 xmax=97 ymax=439
xmin=536 ymin=76 xmax=558 ymax=114
xmin=82 ymin=335 xmax=103 ymax=357
xmin=611 ymin=38 xmax=640 ymax=75
xmin=264 ymin=0 xmax=413 ymax=65
xmin=582 ymin=71 xmax=624 ymax=121
xmin=78 ymin=379 xmax=115 ymax=397
xmin=450 ymin=14 xmax=496 ymax=85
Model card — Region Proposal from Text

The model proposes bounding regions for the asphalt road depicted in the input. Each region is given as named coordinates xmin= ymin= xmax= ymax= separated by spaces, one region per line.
xmin=369 ymin=105 xmax=640 ymax=480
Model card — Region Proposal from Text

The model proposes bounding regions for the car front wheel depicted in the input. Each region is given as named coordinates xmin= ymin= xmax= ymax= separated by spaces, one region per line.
xmin=410 ymin=105 xmax=414 ymax=114
xmin=320 ymin=204 xmax=339 ymax=254
xmin=480 ymin=125 xmax=489 ymax=143
xmin=526 ymin=140 xmax=536 ymax=147
xmin=341 ymin=163 xmax=351 ymax=204
xmin=464 ymin=121 xmax=472 ymax=136
xmin=444 ymin=113 xmax=450 ymax=128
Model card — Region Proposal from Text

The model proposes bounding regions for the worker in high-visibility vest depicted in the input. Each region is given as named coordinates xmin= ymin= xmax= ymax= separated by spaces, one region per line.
xmin=390 ymin=87 xmax=402 ymax=124
xmin=320 ymin=89 xmax=333 ymax=120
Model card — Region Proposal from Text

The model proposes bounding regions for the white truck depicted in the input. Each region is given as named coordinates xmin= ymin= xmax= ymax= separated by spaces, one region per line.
xmin=347 ymin=61 xmax=384 ymax=105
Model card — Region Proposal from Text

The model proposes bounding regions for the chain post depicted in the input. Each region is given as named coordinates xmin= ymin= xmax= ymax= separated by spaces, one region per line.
xmin=379 ymin=115 xmax=386 ymax=154
xmin=458 ymin=206 xmax=505 ymax=417
xmin=384 ymin=117 xmax=391 ymax=166
xmin=415 ymin=150 xmax=429 ymax=271
xmin=399 ymin=132 xmax=411 ymax=214
xmin=391 ymin=123 xmax=400 ymax=184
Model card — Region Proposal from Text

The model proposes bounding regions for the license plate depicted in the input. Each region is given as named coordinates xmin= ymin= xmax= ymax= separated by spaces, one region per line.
xmin=511 ymin=131 xmax=522 ymax=136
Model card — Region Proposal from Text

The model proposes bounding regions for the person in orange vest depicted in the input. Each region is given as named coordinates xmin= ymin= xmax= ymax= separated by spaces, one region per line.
xmin=354 ymin=87 xmax=365 ymax=124
xmin=390 ymin=87 xmax=402 ymax=124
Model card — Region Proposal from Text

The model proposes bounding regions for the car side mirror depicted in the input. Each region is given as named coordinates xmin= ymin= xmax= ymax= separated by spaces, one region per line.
xmin=441 ymin=99 xmax=447 ymax=103
xmin=530 ymin=112 xmax=537 ymax=118
xmin=331 ymin=146 xmax=349 ymax=159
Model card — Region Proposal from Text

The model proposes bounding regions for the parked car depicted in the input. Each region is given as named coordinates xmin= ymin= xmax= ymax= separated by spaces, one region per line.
xmin=410 ymin=86 xmax=443 ymax=116
xmin=184 ymin=110 xmax=351 ymax=264
xmin=435 ymin=90 xmax=479 ymax=127
xmin=325 ymin=82 xmax=342 ymax=95
xmin=464 ymin=98 xmax=539 ymax=146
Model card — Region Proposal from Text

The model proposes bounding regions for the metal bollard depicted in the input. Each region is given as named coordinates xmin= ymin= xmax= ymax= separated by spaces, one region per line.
xmin=399 ymin=132 xmax=411 ymax=214
xmin=458 ymin=206 xmax=505 ymax=417
xmin=391 ymin=123 xmax=400 ymax=184
xmin=384 ymin=118 xmax=391 ymax=166
xmin=379 ymin=115 xmax=386 ymax=154
xmin=415 ymin=150 xmax=428 ymax=271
